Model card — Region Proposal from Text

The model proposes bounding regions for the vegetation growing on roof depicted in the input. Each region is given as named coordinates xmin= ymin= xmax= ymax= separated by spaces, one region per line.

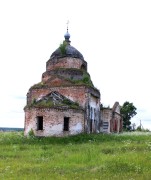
xmin=24 ymin=98 xmax=53 ymax=109
xmin=29 ymin=69 xmax=94 ymax=89
xmin=25 ymin=97 xmax=80 ymax=110
xmin=33 ymin=100 xmax=54 ymax=108
xmin=69 ymin=72 xmax=94 ymax=87
xmin=62 ymin=99 xmax=79 ymax=109
xmin=30 ymin=82 xmax=47 ymax=89
xmin=59 ymin=41 xmax=67 ymax=55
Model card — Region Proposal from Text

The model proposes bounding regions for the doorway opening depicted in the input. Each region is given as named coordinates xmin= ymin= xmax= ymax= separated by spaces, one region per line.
xmin=37 ymin=116 xmax=43 ymax=130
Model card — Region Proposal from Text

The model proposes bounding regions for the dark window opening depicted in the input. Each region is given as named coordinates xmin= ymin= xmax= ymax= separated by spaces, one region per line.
xmin=88 ymin=105 xmax=90 ymax=117
xmin=81 ymin=64 xmax=86 ymax=71
xmin=37 ymin=116 xmax=43 ymax=130
xmin=94 ymin=108 xmax=96 ymax=119
xmin=113 ymin=120 xmax=117 ymax=132
xmin=64 ymin=117 xmax=69 ymax=131
xmin=90 ymin=120 xmax=93 ymax=132
xmin=90 ymin=107 xmax=93 ymax=119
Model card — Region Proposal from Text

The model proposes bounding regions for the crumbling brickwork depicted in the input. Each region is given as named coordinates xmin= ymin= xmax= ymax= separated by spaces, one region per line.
xmin=24 ymin=107 xmax=84 ymax=136
xmin=24 ymin=30 xmax=122 ymax=136
xmin=100 ymin=102 xmax=123 ymax=133
xmin=46 ymin=57 xmax=87 ymax=71
xmin=24 ymin=31 xmax=101 ymax=136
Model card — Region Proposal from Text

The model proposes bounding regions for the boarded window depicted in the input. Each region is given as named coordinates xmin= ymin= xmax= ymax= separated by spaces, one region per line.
xmin=103 ymin=122 xmax=108 ymax=132
xmin=37 ymin=116 xmax=43 ymax=130
xmin=64 ymin=117 xmax=69 ymax=131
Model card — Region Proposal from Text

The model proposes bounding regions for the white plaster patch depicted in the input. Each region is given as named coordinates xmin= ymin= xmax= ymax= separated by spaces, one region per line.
xmin=49 ymin=124 xmax=63 ymax=135
xmin=115 ymin=106 xmax=120 ymax=114
xmin=70 ymin=122 xmax=82 ymax=134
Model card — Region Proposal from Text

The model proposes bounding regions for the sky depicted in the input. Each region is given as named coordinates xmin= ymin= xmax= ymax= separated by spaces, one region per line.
xmin=0 ymin=0 xmax=151 ymax=129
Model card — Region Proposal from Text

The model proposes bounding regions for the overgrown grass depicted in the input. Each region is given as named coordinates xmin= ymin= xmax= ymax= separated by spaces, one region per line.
xmin=69 ymin=72 xmax=94 ymax=87
xmin=0 ymin=132 xmax=151 ymax=179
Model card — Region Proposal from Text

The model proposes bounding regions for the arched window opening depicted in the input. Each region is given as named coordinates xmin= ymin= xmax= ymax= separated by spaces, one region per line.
xmin=81 ymin=64 xmax=86 ymax=71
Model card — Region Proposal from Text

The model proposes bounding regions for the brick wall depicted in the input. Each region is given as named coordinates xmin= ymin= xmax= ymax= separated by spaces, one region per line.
xmin=46 ymin=57 xmax=87 ymax=71
xmin=27 ymin=86 xmax=88 ymax=108
xmin=24 ymin=107 xmax=84 ymax=136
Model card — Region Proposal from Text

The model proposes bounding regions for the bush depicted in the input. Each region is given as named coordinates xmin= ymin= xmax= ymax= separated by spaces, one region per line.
xmin=28 ymin=129 xmax=35 ymax=137
xmin=59 ymin=41 xmax=67 ymax=55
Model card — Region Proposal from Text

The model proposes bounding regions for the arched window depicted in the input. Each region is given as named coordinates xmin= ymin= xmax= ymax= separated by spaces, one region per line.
xmin=81 ymin=64 xmax=86 ymax=71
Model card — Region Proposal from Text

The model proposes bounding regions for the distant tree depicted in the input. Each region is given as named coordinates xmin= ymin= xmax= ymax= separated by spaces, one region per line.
xmin=120 ymin=101 xmax=137 ymax=130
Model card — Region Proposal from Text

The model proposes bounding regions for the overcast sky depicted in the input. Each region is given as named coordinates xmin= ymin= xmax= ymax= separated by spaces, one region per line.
xmin=0 ymin=0 xmax=151 ymax=129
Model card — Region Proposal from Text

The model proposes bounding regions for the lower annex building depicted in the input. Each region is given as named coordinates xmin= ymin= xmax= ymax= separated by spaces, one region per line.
xmin=24 ymin=30 xmax=123 ymax=136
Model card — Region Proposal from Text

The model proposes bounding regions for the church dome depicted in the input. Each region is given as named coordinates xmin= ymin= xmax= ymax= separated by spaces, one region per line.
xmin=64 ymin=31 xmax=70 ymax=40
xmin=50 ymin=44 xmax=84 ymax=60
xmin=50 ymin=31 xmax=84 ymax=61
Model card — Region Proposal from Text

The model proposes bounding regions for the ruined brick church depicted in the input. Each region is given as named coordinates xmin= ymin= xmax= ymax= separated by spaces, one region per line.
xmin=24 ymin=29 xmax=123 ymax=136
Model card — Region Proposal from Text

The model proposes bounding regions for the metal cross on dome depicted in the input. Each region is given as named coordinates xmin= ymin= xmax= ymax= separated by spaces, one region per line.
xmin=66 ymin=20 xmax=69 ymax=31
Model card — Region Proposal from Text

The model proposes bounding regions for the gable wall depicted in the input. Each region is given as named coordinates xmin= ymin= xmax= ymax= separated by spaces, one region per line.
xmin=27 ymin=86 xmax=87 ymax=108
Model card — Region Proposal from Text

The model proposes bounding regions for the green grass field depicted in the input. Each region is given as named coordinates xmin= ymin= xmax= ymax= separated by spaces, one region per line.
xmin=0 ymin=131 xmax=151 ymax=180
